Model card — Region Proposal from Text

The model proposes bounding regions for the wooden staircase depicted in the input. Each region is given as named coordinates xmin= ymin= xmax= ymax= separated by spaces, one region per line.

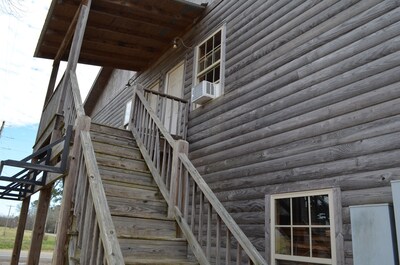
xmin=89 ymin=123 xmax=197 ymax=265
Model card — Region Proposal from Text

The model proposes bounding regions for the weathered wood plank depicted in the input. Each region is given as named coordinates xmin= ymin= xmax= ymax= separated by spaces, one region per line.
xmin=112 ymin=215 xmax=176 ymax=238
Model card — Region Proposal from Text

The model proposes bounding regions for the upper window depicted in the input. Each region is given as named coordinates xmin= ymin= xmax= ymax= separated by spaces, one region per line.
xmin=194 ymin=26 xmax=225 ymax=98
xmin=197 ymin=29 xmax=221 ymax=84
xmin=271 ymin=190 xmax=336 ymax=265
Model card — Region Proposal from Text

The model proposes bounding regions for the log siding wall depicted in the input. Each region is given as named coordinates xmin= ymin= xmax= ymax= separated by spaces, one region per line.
xmin=88 ymin=1 xmax=400 ymax=264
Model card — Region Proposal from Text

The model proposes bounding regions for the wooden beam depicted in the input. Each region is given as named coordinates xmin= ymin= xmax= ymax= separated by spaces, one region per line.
xmin=43 ymin=61 xmax=60 ymax=108
xmin=58 ymin=1 xmax=92 ymax=114
xmin=54 ymin=4 xmax=82 ymax=63
xmin=27 ymin=185 xmax=53 ymax=265
xmin=10 ymin=197 xmax=30 ymax=265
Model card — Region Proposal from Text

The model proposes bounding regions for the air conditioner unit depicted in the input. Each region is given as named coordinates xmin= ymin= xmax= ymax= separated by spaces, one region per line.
xmin=192 ymin=81 xmax=216 ymax=104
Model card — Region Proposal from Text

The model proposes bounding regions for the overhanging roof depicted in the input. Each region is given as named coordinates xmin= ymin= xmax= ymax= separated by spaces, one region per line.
xmin=34 ymin=0 xmax=205 ymax=71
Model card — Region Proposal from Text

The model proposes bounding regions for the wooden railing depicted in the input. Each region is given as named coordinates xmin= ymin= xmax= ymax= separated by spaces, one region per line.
xmin=143 ymin=88 xmax=189 ymax=139
xmin=130 ymin=86 xmax=267 ymax=265
xmin=62 ymin=70 xmax=125 ymax=264
xmin=36 ymin=75 xmax=64 ymax=143
xmin=63 ymin=70 xmax=85 ymax=127
xmin=72 ymin=131 xmax=124 ymax=264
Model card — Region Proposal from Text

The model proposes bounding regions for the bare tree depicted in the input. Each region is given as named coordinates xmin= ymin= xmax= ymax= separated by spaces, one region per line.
xmin=0 ymin=0 xmax=23 ymax=17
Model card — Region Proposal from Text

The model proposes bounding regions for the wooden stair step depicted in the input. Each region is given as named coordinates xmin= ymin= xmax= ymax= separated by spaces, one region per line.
xmin=103 ymin=182 xmax=162 ymax=201
xmin=124 ymin=257 xmax=198 ymax=265
xmin=102 ymin=179 xmax=158 ymax=191
xmin=119 ymin=238 xmax=189 ymax=259
xmin=107 ymin=195 xmax=167 ymax=218
xmin=99 ymin=166 xmax=155 ymax=187
xmin=96 ymin=153 xmax=148 ymax=172
xmin=91 ymin=123 xmax=134 ymax=139
xmin=92 ymin=141 xmax=142 ymax=160
xmin=112 ymin=215 xmax=177 ymax=238
xmin=90 ymin=131 xmax=137 ymax=149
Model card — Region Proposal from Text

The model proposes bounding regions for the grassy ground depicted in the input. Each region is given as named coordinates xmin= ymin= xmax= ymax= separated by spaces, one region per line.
xmin=0 ymin=226 xmax=56 ymax=251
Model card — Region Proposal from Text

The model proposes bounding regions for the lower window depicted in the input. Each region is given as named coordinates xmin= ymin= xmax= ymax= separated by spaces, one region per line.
xmin=271 ymin=190 xmax=336 ymax=265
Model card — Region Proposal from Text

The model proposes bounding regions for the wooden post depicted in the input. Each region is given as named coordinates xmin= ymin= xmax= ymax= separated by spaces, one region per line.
xmin=43 ymin=61 xmax=60 ymax=108
xmin=57 ymin=1 xmax=92 ymax=115
xmin=168 ymin=140 xmax=189 ymax=218
xmin=52 ymin=116 xmax=91 ymax=265
xmin=27 ymin=185 xmax=53 ymax=265
xmin=10 ymin=197 xmax=30 ymax=265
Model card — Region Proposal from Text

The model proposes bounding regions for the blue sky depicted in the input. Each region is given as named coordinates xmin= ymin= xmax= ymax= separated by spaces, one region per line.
xmin=0 ymin=125 xmax=38 ymax=216
xmin=0 ymin=0 xmax=99 ymax=216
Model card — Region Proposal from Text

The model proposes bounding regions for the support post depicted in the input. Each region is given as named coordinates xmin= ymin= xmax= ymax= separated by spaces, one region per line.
xmin=168 ymin=140 xmax=189 ymax=218
xmin=10 ymin=197 xmax=30 ymax=265
xmin=52 ymin=116 xmax=91 ymax=265
xmin=57 ymin=1 xmax=92 ymax=115
xmin=27 ymin=185 xmax=53 ymax=265
xmin=43 ymin=61 xmax=60 ymax=108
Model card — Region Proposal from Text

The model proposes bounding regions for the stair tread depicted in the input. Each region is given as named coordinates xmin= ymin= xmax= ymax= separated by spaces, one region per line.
xmin=103 ymin=179 xmax=158 ymax=191
xmin=124 ymin=257 xmax=198 ymax=265
xmin=113 ymin=215 xmax=177 ymax=238
xmin=92 ymin=141 xmax=142 ymax=160
xmin=99 ymin=165 xmax=152 ymax=178
xmin=91 ymin=123 xmax=134 ymax=138
xmin=111 ymin=212 xmax=171 ymax=220
xmin=90 ymin=131 xmax=137 ymax=148
xmin=118 ymin=235 xmax=186 ymax=241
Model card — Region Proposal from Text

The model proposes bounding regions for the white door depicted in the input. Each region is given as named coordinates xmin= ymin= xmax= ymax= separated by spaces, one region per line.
xmin=164 ymin=62 xmax=184 ymax=135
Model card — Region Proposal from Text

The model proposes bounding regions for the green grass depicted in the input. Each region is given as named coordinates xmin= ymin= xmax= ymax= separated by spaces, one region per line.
xmin=0 ymin=226 xmax=56 ymax=251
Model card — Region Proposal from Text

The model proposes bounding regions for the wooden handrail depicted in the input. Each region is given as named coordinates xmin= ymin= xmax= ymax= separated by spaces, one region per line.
xmin=143 ymin=88 xmax=188 ymax=103
xmin=178 ymin=153 xmax=267 ymax=264
xmin=70 ymin=70 xmax=85 ymax=117
xmin=80 ymin=131 xmax=125 ymax=265
xmin=51 ymin=69 xmax=124 ymax=264
xmin=131 ymin=86 xmax=267 ymax=265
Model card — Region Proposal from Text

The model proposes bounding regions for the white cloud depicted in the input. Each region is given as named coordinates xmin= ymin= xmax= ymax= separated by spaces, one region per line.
xmin=0 ymin=0 xmax=100 ymax=127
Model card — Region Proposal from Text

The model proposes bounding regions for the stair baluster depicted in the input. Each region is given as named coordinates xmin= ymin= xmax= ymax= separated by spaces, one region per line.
xmin=130 ymin=85 xmax=267 ymax=265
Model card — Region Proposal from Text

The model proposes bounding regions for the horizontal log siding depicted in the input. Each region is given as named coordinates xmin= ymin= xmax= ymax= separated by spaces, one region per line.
xmin=184 ymin=1 xmax=400 ymax=264
xmin=90 ymin=69 xmax=135 ymax=127
xmin=84 ymin=0 xmax=400 ymax=263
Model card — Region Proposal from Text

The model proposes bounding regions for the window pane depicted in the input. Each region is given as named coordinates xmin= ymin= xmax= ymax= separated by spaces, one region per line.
xmin=214 ymin=30 xmax=221 ymax=47
xmin=310 ymin=195 xmax=330 ymax=225
xmin=275 ymin=227 xmax=291 ymax=255
xmin=276 ymin=198 xmax=290 ymax=225
xmin=206 ymin=70 xmax=214 ymax=82
xmin=199 ymin=44 xmax=206 ymax=58
xmin=214 ymin=47 xmax=221 ymax=62
xmin=206 ymin=38 xmax=213 ymax=53
xmin=312 ymin=228 xmax=331 ymax=258
xmin=214 ymin=66 xmax=220 ymax=83
xmin=206 ymin=53 xmax=213 ymax=68
xmin=293 ymin=227 xmax=310 ymax=257
xmin=292 ymin=197 xmax=309 ymax=225
xmin=198 ymin=59 xmax=205 ymax=72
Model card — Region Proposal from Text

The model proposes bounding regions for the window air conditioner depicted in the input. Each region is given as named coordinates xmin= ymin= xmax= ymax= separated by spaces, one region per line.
xmin=191 ymin=81 xmax=216 ymax=104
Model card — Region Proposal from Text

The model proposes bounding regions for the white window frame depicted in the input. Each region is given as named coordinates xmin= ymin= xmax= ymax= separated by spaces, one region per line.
xmin=269 ymin=189 xmax=338 ymax=265
xmin=193 ymin=24 xmax=226 ymax=99
xmin=123 ymin=100 xmax=132 ymax=129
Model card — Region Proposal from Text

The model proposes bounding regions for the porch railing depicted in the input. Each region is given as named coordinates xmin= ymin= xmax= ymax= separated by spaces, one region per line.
xmin=36 ymin=75 xmax=64 ymax=144
xmin=130 ymin=85 xmax=267 ymax=265
xmin=62 ymin=70 xmax=125 ymax=264
xmin=143 ymin=88 xmax=189 ymax=139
